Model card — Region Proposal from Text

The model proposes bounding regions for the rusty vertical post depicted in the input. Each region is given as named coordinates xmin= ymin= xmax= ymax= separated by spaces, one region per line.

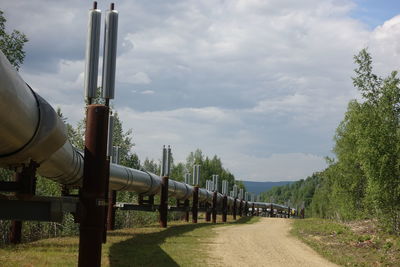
xmin=244 ymin=201 xmax=248 ymax=217
xmin=78 ymin=105 xmax=109 ymax=267
xmin=251 ymin=203 xmax=255 ymax=216
xmin=9 ymin=220 xmax=22 ymax=245
xmin=301 ymin=208 xmax=305 ymax=219
xmin=103 ymin=158 xmax=110 ymax=243
xmin=192 ymin=186 xmax=199 ymax=223
xmin=107 ymin=190 xmax=116 ymax=230
xmin=212 ymin=191 xmax=217 ymax=223
xmin=9 ymin=160 xmax=38 ymax=244
xmin=159 ymin=146 xmax=170 ymax=228
xmin=233 ymin=198 xmax=237 ymax=220
xmin=184 ymin=199 xmax=190 ymax=222
xmin=288 ymin=206 xmax=291 ymax=218
xmin=222 ymin=195 xmax=227 ymax=222
xmin=159 ymin=176 xmax=169 ymax=228
xmin=269 ymin=203 xmax=274 ymax=217
xmin=61 ymin=185 xmax=70 ymax=196
xmin=205 ymin=202 xmax=211 ymax=222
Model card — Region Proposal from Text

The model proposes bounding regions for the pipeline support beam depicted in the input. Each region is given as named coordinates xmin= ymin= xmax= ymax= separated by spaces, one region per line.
xmin=192 ymin=186 xmax=199 ymax=223
xmin=184 ymin=199 xmax=189 ymax=222
xmin=78 ymin=104 xmax=109 ymax=267
xmin=222 ymin=195 xmax=227 ymax=222
xmin=9 ymin=160 xmax=38 ymax=244
xmin=233 ymin=198 xmax=237 ymax=220
xmin=212 ymin=191 xmax=217 ymax=223
xmin=159 ymin=176 xmax=169 ymax=228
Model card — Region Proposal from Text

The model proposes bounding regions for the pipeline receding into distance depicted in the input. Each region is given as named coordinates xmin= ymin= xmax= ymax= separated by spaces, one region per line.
xmin=0 ymin=51 xmax=289 ymax=212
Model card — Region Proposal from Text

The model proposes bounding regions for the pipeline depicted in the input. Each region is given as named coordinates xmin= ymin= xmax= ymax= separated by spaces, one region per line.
xmin=0 ymin=50 xmax=290 ymax=213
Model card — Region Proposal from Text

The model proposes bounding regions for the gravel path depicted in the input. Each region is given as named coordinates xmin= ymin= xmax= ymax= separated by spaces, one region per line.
xmin=208 ymin=217 xmax=338 ymax=267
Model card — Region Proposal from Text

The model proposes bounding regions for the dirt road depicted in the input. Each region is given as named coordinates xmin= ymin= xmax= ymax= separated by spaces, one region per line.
xmin=209 ymin=218 xmax=338 ymax=267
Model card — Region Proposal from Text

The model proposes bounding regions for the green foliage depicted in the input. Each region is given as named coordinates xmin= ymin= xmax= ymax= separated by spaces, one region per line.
xmin=291 ymin=218 xmax=400 ymax=266
xmin=184 ymin=149 xmax=243 ymax=191
xmin=0 ymin=10 xmax=28 ymax=70
xmin=263 ymin=49 xmax=400 ymax=234
xmin=260 ymin=172 xmax=321 ymax=212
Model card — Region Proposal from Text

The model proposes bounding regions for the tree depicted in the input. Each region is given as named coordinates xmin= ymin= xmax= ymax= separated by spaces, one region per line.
xmin=0 ymin=10 xmax=28 ymax=70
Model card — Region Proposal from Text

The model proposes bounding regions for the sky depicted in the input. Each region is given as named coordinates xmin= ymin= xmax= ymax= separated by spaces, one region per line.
xmin=1 ymin=0 xmax=399 ymax=182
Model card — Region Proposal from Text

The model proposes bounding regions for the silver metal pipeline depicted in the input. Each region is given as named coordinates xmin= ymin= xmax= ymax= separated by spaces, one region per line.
xmin=0 ymin=51 xmax=290 ymax=212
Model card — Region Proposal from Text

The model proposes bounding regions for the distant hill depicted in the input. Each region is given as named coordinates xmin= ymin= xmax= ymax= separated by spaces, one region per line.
xmin=242 ymin=181 xmax=294 ymax=195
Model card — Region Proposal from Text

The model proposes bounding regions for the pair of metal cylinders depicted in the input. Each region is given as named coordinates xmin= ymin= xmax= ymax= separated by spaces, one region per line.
xmin=84 ymin=3 xmax=118 ymax=101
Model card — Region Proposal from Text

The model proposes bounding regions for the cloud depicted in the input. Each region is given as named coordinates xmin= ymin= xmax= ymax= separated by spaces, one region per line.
xmin=141 ymin=90 xmax=155 ymax=95
xmin=118 ymin=70 xmax=152 ymax=85
xmin=2 ymin=0 xmax=400 ymax=181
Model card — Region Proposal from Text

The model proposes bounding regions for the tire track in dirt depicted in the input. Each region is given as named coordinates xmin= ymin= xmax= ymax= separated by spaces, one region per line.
xmin=208 ymin=218 xmax=338 ymax=267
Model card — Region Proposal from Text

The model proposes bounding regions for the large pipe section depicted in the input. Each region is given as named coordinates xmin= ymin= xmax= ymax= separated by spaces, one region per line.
xmin=0 ymin=51 xmax=290 ymax=213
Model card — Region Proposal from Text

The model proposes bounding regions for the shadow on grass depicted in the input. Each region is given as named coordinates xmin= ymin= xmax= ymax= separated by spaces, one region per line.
xmin=109 ymin=216 xmax=255 ymax=267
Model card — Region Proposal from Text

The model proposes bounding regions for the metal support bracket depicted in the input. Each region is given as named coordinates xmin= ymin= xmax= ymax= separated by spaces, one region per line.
xmin=0 ymin=195 xmax=78 ymax=222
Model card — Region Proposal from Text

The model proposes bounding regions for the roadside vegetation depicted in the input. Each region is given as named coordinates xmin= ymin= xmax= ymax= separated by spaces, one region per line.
xmin=262 ymin=49 xmax=400 ymax=236
xmin=291 ymin=218 xmax=400 ymax=266
xmin=0 ymin=216 xmax=259 ymax=267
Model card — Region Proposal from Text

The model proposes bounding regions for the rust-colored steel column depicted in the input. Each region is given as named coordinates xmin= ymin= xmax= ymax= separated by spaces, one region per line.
xmin=212 ymin=191 xmax=217 ymax=223
xmin=301 ymin=208 xmax=305 ymax=219
xmin=9 ymin=160 xmax=38 ymax=244
xmin=192 ymin=186 xmax=199 ymax=223
xmin=107 ymin=190 xmax=116 ymax=230
xmin=288 ymin=206 xmax=291 ymax=218
xmin=61 ymin=185 xmax=70 ymax=196
xmin=106 ymin=154 xmax=116 ymax=231
xmin=239 ymin=200 xmax=243 ymax=217
xmin=103 ymin=158 xmax=111 ymax=243
xmin=222 ymin=195 xmax=228 ymax=222
xmin=252 ymin=203 xmax=255 ymax=216
xmin=269 ymin=203 xmax=274 ymax=217
xmin=78 ymin=104 xmax=109 ymax=267
xmin=184 ymin=199 xmax=190 ymax=222
xmin=205 ymin=202 xmax=211 ymax=222
xmin=256 ymin=207 xmax=259 ymax=216
xmin=233 ymin=198 xmax=237 ymax=220
xmin=159 ymin=176 xmax=169 ymax=228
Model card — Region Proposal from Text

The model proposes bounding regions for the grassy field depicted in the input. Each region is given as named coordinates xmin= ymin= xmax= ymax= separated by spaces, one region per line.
xmin=0 ymin=216 xmax=259 ymax=266
xmin=291 ymin=218 xmax=400 ymax=266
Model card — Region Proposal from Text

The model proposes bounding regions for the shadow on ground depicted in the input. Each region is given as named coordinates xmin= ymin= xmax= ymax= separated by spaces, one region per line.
xmin=109 ymin=216 xmax=254 ymax=267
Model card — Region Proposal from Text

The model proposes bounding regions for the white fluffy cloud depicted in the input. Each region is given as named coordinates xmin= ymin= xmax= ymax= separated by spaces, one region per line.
xmin=2 ymin=0 xmax=400 ymax=181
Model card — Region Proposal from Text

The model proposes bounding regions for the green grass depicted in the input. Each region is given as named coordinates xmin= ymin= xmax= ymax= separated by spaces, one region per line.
xmin=291 ymin=218 xmax=400 ymax=266
xmin=0 ymin=216 xmax=260 ymax=266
